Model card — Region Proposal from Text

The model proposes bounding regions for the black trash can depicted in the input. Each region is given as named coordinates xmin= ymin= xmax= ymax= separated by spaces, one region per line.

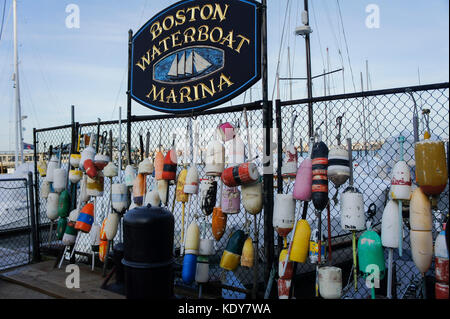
xmin=122 ymin=204 xmax=174 ymax=299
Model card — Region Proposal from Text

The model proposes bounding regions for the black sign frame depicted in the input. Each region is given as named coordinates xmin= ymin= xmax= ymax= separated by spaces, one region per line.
xmin=128 ymin=0 xmax=262 ymax=114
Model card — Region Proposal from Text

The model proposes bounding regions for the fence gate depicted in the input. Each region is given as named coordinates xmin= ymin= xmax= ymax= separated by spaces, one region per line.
xmin=0 ymin=173 xmax=37 ymax=271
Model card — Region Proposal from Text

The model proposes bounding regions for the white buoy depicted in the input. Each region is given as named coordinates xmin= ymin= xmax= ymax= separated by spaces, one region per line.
xmin=195 ymin=256 xmax=210 ymax=283
xmin=80 ymin=143 xmax=95 ymax=170
xmin=111 ymin=183 xmax=128 ymax=213
xmin=144 ymin=187 xmax=161 ymax=207
xmin=103 ymin=162 xmax=118 ymax=178
xmin=318 ymin=266 xmax=342 ymax=299
xmin=40 ymin=181 xmax=51 ymax=199
xmin=410 ymin=230 xmax=433 ymax=273
xmin=105 ymin=213 xmax=120 ymax=240
xmin=53 ymin=168 xmax=67 ymax=193
xmin=381 ymin=200 xmax=401 ymax=248
xmin=69 ymin=169 xmax=83 ymax=184
xmin=79 ymin=175 xmax=90 ymax=203
xmin=205 ymin=140 xmax=225 ymax=176
xmin=340 ymin=190 xmax=365 ymax=231
xmin=124 ymin=165 xmax=136 ymax=187
xmin=70 ymin=154 xmax=81 ymax=168
xmin=157 ymin=179 xmax=169 ymax=205
xmin=328 ymin=146 xmax=350 ymax=187
xmin=46 ymin=155 xmax=59 ymax=182
xmin=390 ymin=161 xmax=411 ymax=200
xmin=138 ymin=157 xmax=154 ymax=175
xmin=199 ymin=238 xmax=215 ymax=256
xmin=68 ymin=209 xmax=80 ymax=222
xmin=409 ymin=187 xmax=432 ymax=231
xmin=184 ymin=166 xmax=199 ymax=194
xmin=46 ymin=193 xmax=59 ymax=221
xmin=90 ymin=223 xmax=101 ymax=247
xmin=273 ymin=194 xmax=295 ymax=238
xmin=242 ymin=181 xmax=263 ymax=215
xmin=226 ymin=135 xmax=245 ymax=167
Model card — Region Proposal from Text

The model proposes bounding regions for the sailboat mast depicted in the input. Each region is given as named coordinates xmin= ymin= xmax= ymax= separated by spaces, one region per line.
xmin=304 ymin=0 xmax=313 ymax=138
xmin=13 ymin=0 xmax=24 ymax=168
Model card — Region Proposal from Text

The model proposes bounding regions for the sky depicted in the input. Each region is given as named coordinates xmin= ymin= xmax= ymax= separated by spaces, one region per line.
xmin=0 ymin=0 xmax=448 ymax=152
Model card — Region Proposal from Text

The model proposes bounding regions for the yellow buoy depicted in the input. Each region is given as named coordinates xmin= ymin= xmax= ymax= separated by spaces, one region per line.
xmin=185 ymin=222 xmax=200 ymax=255
xmin=289 ymin=219 xmax=311 ymax=263
xmin=409 ymin=187 xmax=432 ymax=231
xmin=176 ymin=169 xmax=189 ymax=203
xmin=240 ymin=237 xmax=254 ymax=268
xmin=410 ymin=230 xmax=433 ymax=274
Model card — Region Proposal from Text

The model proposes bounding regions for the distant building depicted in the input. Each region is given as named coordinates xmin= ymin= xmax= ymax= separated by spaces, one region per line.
xmin=0 ymin=151 xmax=35 ymax=174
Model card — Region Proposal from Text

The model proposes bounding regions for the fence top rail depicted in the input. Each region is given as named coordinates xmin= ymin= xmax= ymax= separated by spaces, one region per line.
xmin=278 ymin=82 xmax=450 ymax=107
xmin=34 ymin=100 xmax=266 ymax=133
xmin=0 ymin=178 xmax=27 ymax=183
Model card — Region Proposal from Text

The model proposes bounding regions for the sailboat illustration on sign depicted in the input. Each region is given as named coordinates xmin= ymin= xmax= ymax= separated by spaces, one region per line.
xmin=168 ymin=50 xmax=213 ymax=80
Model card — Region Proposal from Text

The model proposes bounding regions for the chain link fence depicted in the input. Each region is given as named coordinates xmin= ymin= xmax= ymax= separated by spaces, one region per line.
xmin=31 ymin=82 xmax=449 ymax=299
xmin=276 ymin=83 xmax=449 ymax=299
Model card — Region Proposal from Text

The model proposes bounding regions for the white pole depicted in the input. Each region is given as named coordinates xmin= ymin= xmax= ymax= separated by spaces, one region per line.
xmin=13 ymin=0 xmax=24 ymax=168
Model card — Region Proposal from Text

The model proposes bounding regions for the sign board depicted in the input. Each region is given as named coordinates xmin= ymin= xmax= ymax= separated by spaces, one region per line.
xmin=130 ymin=0 xmax=262 ymax=114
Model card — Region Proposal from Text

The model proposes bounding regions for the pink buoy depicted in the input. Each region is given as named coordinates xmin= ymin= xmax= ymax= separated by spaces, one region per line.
xmin=293 ymin=157 xmax=312 ymax=201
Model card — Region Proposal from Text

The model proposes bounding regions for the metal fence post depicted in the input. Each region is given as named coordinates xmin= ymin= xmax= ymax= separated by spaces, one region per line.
xmin=32 ymin=127 xmax=41 ymax=257
xmin=28 ymin=172 xmax=40 ymax=262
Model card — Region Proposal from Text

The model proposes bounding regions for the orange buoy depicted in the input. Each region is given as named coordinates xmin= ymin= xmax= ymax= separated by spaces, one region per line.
xmin=212 ymin=207 xmax=227 ymax=241
xmin=75 ymin=203 xmax=95 ymax=233
xmin=154 ymin=151 xmax=164 ymax=180
xmin=221 ymin=162 xmax=260 ymax=187
xmin=132 ymin=173 xmax=146 ymax=206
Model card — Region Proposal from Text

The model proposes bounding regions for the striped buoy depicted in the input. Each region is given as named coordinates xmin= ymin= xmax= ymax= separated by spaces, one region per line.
xmin=80 ymin=145 xmax=95 ymax=171
xmin=221 ymin=162 xmax=259 ymax=187
xmin=273 ymin=194 xmax=295 ymax=238
xmin=205 ymin=140 xmax=225 ymax=176
xmin=62 ymin=221 xmax=77 ymax=246
xmin=184 ymin=166 xmax=199 ymax=194
xmin=311 ymin=138 xmax=329 ymax=211
xmin=47 ymin=193 xmax=59 ymax=221
xmin=242 ymin=180 xmax=263 ymax=215
xmin=221 ymin=186 xmax=240 ymax=214
xmin=200 ymin=179 xmax=217 ymax=216
xmin=70 ymin=153 xmax=81 ymax=169
xmin=328 ymin=145 xmax=350 ymax=187
xmin=69 ymin=169 xmax=83 ymax=184
xmin=132 ymin=173 xmax=146 ymax=206
xmin=162 ymin=148 xmax=177 ymax=180
xmin=111 ymin=183 xmax=128 ymax=213
xmin=87 ymin=173 xmax=104 ymax=197
xmin=75 ymin=203 xmax=95 ymax=233
xmin=212 ymin=207 xmax=227 ymax=241
xmin=220 ymin=230 xmax=246 ymax=271
xmin=391 ymin=161 xmax=411 ymax=200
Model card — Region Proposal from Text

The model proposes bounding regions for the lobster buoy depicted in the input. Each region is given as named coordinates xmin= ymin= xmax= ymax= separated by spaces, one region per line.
xmin=132 ymin=173 xmax=146 ymax=206
xmin=205 ymin=140 xmax=225 ymax=176
xmin=57 ymin=190 xmax=70 ymax=218
xmin=40 ymin=181 xmax=51 ymax=199
xmin=99 ymin=240 xmax=108 ymax=262
xmin=221 ymin=162 xmax=260 ymax=187
xmin=157 ymin=179 xmax=169 ymax=205
xmin=217 ymin=122 xmax=236 ymax=142
xmin=68 ymin=209 xmax=80 ymax=222
xmin=279 ymin=248 xmax=293 ymax=280
xmin=242 ymin=180 xmax=263 ymax=215
xmin=75 ymin=203 xmax=95 ymax=233
xmin=103 ymin=162 xmax=118 ymax=178
xmin=282 ymin=144 xmax=298 ymax=178
xmin=144 ymin=188 xmax=161 ymax=207
xmin=56 ymin=217 xmax=67 ymax=240
xmin=410 ymin=187 xmax=432 ymax=231
xmin=311 ymin=139 xmax=329 ymax=211
xmin=340 ymin=188 xmax=365 ymax=231
xmin=277 ymin=279 xmax=292 ymax=299
xmin=241 ymin=237 xmax=254 ymax=268
xmin=309 ymin=229 xmax=326 ymax=264
xmin=94 ymin=153 xmax=109 ymax=170
xmin=90 ymin=223 xmax=101 ymax=251
xmin=111 ymin=183 xmax=128 ymax=213
xmin=53 ymin=168 xmax=67 ymax=193
xmin=415 ymin=139 xmax=448 ymax=196
xmin=212 ymin=207 xmax=227 ymax=241
xmin=381 ymin=200 xmax=401 ymax=248
xmin=105 ymin=213 xmax=120 ymax=240
xmin=358 ymin=230 xmax=386 ymax=279
xmin=46 ymin=193 xmax=59 ymax=221
xmin=84 ymin=159 xmax=98 ymax=179
xmin=221 ymin=186 xmax=240 ymax=214
xmin=37 ymin=158 xmax=47 ymax=177
xmin=290 ymin=219 xmax=311 ymax=263
xmin=410 ymin=230 xmax=433 ymax=274
xmin=124 ymin=165 xmax=136 ymax=187
xmin=195 ymin=256 xmax=209 ymax=283
xmin=390 ymin=161 xmax=411 ymax=200
xmin=293 ymin=157 xmax=312 ymax=201
xmin=199 ymin=238 xmax=215 ymax=256
xmin=184 ymin=166 xmax=199 ymax=194
xmin=435 ymin=227 xmax=449 ymax=299
xmin=175 ymin=169 xmax=189 ymax=203
xmin=79 ymin=175 xmax=90 ymax=203
xmin=62 ymin=221 xmax=77 ymax=246
xmin=100 ymin=217 xmax=107 ymax=241
xmin=154 ymin=151 xmax=164 ymax=180
xmin=273 ymin=194 xmax=295 ymax=238
xmin=226 ymin=135 xmax=245 ymax=167
xmin=69 ymin=169 xmax=83 ymax=184
xmin=70 ymin=153 xmax=81 ymax=168
xmin=138 ymin=157 xmax=154 ymax=175
xmin=220 ymin=230 xmax=246 ymax=271
xmin=318 ymin=267 xmax=342 ymax=299
xmin=182 ymin=254 xmax=197 ymax=284
xmin=46 ymin=155 xmax=59 ymax=182
xmin=80 ymin=144 xmax=95 ymax=170
xmin=200 ymin=179 xmax=217 ymax=216
xmin=87 ymin=173 xmax=104 ymax=197
xmin=328 ymin=146 xmax=350 ymax=187
xmin=185 ymin=222 xmax=200 ymax=255
xmin=162 ymin=148 xmax=177 ymax=181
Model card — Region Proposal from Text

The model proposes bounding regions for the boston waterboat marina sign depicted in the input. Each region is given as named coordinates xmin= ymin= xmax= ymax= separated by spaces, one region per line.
xmin=130 ymin=0 xmax=262 ymax=114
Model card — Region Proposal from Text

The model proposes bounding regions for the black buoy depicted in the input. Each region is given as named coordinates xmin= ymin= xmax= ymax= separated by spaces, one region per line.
xmin=311 ymin=138 xmax=329 ymax=211
xmin=122 ymin=204 xmax=174 ymax=299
